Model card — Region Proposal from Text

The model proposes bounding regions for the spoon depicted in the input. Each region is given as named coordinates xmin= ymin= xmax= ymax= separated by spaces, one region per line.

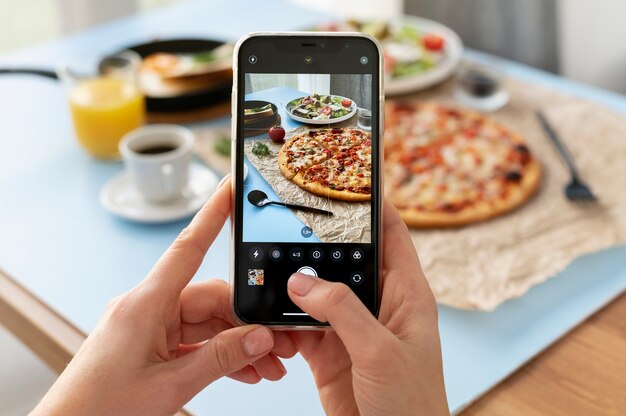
xmin=247 ymin=190 xmax=333 ymax=216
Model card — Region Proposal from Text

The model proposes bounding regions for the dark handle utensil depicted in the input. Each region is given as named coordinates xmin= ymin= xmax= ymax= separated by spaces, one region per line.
xmin=536 ymin=111 xmax=597 ymax=202
xmin=536 ymin=111 xmax=579 ymax=178
xmin=0 ymin=68 xmax=59 ymax=80
xmin=0 ymin=58 xmax=128 ymax=81
xmin=277 ymin=201 xmax=334 ymax=216
xmin=248 ymin=190 xmax=333 ymax=216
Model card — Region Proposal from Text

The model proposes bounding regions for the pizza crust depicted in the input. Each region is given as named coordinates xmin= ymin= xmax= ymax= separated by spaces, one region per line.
xmin=277 ymin=145 xmax=296 ymax=180
xmin=291 ymin=172 xmax=371 ymax=202
xmin=397 ymin=159 xmax=542 ymax=227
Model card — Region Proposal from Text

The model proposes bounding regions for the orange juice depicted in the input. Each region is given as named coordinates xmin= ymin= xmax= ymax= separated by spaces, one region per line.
xmin=69 ymin=77 xmax=145 ymax=159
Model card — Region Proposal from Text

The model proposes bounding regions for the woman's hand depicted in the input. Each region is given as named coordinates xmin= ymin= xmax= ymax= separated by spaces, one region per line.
xmin=287 ymin=200 xmax=449 ymax=416
xmin=33 ymin=178 xmax=296 ymax=416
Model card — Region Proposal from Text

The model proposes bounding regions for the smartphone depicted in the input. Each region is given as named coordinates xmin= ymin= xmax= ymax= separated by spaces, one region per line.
xmin=231 ymin=32 xmax=383 ymax=328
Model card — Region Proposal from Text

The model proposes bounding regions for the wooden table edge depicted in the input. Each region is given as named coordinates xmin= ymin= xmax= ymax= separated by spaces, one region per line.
xmin=0 ymin=268 xmax=193 ymax=416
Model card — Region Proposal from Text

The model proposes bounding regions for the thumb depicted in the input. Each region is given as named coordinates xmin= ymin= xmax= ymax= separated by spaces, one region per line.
xmin=172 ymin=325 xmax=274 ymax=395
xmin=287 ymin=273 xmax=390 ymax=363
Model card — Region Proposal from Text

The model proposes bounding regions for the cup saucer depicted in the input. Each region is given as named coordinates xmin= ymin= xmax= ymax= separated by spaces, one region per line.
xmin=100 ymin=162 xmax=219 ymax=223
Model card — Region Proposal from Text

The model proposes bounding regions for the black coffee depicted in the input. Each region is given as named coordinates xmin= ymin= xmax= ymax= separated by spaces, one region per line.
xmin=461 ymin=70 xmax=499 ymax=97
xmin=136 ymin=144 xmax=178 ymax=155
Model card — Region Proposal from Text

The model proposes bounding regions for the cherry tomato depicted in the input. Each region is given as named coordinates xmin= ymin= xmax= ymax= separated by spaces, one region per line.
xmin=341 ymin=98 xmax=352 ymax=108
xmin=268 ymin=126 xmax=285 ymax=142
xmin=423 ymin=33 xmax=445 ymax=51
xmin=384 ymin=53 xmax=396 ymax=73
xmin=319 ymin=22 xmax=338 ymax=32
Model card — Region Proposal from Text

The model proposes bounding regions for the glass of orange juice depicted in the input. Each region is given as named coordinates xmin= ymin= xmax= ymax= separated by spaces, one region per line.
xmin=61 ymin=51 xmax=145 ymax=159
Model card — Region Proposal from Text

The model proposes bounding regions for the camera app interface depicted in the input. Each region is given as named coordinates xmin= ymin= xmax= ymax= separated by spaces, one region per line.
xmin=237 ymin=69 xmax=378 ymax=323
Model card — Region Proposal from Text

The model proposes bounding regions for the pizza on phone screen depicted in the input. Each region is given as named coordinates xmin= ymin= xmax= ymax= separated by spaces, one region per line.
xmin=278 ymin=128 xmax=372 ymax=202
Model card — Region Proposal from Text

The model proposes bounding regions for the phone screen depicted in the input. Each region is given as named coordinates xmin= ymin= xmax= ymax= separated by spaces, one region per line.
xmin=233 ymin=35 xmax=381 ymax=326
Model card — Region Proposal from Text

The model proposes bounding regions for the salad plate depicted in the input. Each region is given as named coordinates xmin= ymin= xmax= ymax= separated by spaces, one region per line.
xmin=285 ymin=94 xmax=357 ymax=125
xmin=316 ymin=16 xmax=463 ymax=95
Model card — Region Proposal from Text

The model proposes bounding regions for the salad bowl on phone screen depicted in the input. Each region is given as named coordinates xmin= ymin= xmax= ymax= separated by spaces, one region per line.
xmin=285 ymin=94 xmax=357 ymax=125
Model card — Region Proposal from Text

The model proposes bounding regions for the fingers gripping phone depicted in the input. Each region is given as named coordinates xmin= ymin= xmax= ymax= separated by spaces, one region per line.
xmin=231 ymin=33 xmax=383 ymax=328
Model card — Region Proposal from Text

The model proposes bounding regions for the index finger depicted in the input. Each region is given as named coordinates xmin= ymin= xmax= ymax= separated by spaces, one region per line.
xmin=144 ymin=176 xmax=231 ymax=297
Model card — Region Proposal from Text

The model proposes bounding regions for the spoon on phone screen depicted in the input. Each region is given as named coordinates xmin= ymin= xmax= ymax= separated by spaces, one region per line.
xmin=247 ymin=190 xmax=333 ymax=216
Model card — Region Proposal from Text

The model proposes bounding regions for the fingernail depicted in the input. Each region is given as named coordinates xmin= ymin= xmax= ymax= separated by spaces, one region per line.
xmin=276 ymin=359 xmax=287 ymax=376
xmin=288 ymin=273 xmax=316 ymax=296
xmin=217 ymin=174 xmax=231 ymax=189
xmin=242 ymin=327 xmax=273 ymax=357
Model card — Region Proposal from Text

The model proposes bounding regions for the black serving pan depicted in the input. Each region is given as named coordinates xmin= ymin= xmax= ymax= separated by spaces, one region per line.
xmin=243 ymin=100 xmax=281 ymax=137
xmin=0 ymin=38 xmax=232 ymax=113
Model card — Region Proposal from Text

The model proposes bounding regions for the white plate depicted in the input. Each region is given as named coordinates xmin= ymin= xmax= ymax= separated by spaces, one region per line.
xmin=285 ymin=95 xmax=357 ymax=125
xmin=100 ymin=162 xmax=219 ymax=224
xmin=384 ymin=16 xmax=463 ymax=96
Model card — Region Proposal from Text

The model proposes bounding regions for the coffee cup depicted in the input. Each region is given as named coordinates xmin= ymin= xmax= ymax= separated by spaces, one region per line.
xmin=119 ymin=124 xmax=194 ymax=202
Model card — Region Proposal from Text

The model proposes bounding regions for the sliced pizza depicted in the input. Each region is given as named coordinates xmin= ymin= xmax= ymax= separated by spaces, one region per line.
xmin=278 ymin=128 xmax=372 ymax=202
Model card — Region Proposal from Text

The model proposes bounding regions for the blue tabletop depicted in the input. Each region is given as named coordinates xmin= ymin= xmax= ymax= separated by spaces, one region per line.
xmin=243 ymin=87 xmax=322 ymax=243
xmin=1 ymin=1 xmax=625 ymax=415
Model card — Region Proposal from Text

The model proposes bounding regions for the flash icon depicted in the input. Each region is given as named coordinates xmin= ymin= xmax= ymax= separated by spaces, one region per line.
xmin=249 ymin=247 xmax=264 ymax=261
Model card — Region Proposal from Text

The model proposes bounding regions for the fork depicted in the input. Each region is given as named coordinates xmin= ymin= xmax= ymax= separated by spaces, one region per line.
xmin=536 ymin=111 xmax=597 ymax=202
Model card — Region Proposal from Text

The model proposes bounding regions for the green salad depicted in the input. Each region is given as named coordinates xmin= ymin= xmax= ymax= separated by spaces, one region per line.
xmin=287 ymin=94 xmax=354 ymax=120
xmin=315 ymin=20 xmax=447 ymax=78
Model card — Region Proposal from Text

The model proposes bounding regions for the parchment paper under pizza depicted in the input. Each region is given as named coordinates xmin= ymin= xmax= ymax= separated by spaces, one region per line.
xmin=244 ymin=125 xmax=372 ymax=244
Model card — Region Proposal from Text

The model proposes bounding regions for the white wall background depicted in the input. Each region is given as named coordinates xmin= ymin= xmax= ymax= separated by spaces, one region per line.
xmin=558 ymin=0 xmax=626 ymax=94
xmin=291 ymin=0 xmax=403 ymax=20
xmin=0 ymin=0 xmax=623 ymax=93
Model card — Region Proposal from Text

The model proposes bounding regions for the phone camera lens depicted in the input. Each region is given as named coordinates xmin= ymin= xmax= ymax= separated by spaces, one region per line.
xmin=248 ymin=55 xmax=258 ymax=64
xmin=360 ymin=56 xmax=369 ymax=65
xmin=304 ymin=55 xmax=313 ymax=64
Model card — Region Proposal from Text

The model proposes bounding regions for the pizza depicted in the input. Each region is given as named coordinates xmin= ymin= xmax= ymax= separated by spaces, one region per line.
xmin=384 ymin=101 xmax=541 ymax=227
xmin=278 ymin=128 xmax=371 ymax=202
